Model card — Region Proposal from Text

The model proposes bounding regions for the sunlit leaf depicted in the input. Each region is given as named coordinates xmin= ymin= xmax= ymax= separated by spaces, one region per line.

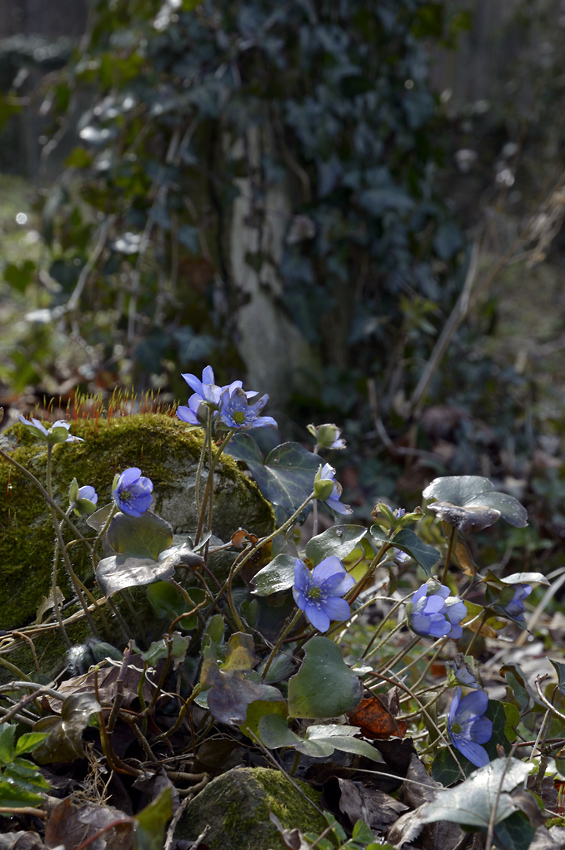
xmin=96 ymin=554 xmax=175 ymax=597
xmin=252 ymin=554 xmax=296 ymax=596
xmin=305 ymin=525 xmax=367 ymax=566
xmin=423 ymin=475 xmax=528 ymax=529
xmin=421 ymin=758 xmax=531 ymax=828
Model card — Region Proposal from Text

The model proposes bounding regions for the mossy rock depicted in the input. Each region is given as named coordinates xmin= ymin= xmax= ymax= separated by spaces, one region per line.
xmin=0 ymin=414 xmax=274 ymax=677
xmin=176 ymin=766 xmax=327 ymax=849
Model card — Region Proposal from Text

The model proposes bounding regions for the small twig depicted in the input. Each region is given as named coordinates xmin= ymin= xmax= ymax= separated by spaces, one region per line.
xmin=164 ymin=798 xmax=204 ymax=850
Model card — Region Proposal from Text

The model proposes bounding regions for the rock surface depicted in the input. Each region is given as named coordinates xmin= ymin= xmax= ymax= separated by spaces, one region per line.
xmin=0 ymin=413 xmax=274 ymax=676
xmin=176 ymin=766 xmax=327 ymax=850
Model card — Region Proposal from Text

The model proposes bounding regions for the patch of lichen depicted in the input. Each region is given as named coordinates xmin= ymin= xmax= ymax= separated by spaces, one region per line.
xmin=0 ymin=414 xmax=274 ymax=631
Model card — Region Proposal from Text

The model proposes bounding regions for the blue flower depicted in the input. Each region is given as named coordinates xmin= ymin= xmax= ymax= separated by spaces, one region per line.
xmin=218 ymin=386 xmax=277 ymax=430
xmin=78 ymin=485 xmax=98 ymax=503
xmin=18 ymin=415 xmax=84 ymax=445
xmin=447 ymin=687 xmax=492 ymax=767
xmin=112 ymin=468 xmax=153 ymax=517
xmin=69 ymin=478 xmax=98 ymax=516
xmin=501 ymin=583 xmax=532 ymax=625
xmin=407 ymin=580 xmax=467 ymax=640
xmin=177 ymin=366 xmax=238 ymax=426
xmin=313 ymin=463 xmax=352 ymax=516
xmin=293 ymin=556 xmax=355 ymax=632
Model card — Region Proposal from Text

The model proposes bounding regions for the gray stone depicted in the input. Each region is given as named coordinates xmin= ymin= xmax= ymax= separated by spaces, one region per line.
xmin=176 ymin=766 xmax=327 ymax=850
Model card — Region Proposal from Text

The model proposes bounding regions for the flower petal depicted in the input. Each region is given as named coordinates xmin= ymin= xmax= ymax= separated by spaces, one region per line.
xmin=453 ymin=736 xmax=490 ymax=768
xmin=322 ymin=596 xmax=351 ymax=623
xmin=303 ymin=602 xmax=330 ymax=632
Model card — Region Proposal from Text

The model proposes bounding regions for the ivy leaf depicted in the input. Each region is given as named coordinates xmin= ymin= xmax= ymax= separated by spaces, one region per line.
xmin=227 ymin=439 xmax=319 ymax=519
xmin=305 ymin=525 xmax=367 ymax=566
xmin=287 ymin=636 xmax=363 ymax=719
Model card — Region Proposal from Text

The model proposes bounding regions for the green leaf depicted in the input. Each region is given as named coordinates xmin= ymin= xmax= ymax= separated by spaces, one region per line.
xmin=106 ymin=510 xmax=173 ymax=560
xmin=0 ymin=724 xmax=16 ymax=764
xmin=147 ymin=582 xmax=206 ymax=629
xmin=96 ymin=554 xmax=175 ymax=598
xmin=503 ymin=703 xmax=521 ymax=743
xmin=305 ymin=525 xmax=367 ymax=566
xmin=222 ymin=632 xmax=258 ymax=673
xmin=550 ymin=660 xmax=565 ymax=697
xmin=287 ymin=637 xmax=363 ymax=719
xmin=423 ymin=476 xmax=528 ymax=529
xmin=241 ymin=701 xmax=288 ymax=741
xmin=0 ymin=778 xmax=44 ymax=810
xmin=4 ymin=260 xmax=36 ymax=293
xmin=420 ymin=758 xmax=531 ymax=828
xmin=228 ymin=441 xmax=319 ymax=519
xmin=352 ymin=820 xmax=376 ymax=844
xmin=134 ymin=786 xmax=173 ymax=850
xmin=252 ymin=554 xmax=296 ymax=596
xmin=390 ymin=528 xmax=441 ymax=575
xmin=492 ymin=810 xmax=536 ymax=850
xmin=141 ymin=634 xmax=189 ymax=668
xmin=33 ymin=693 xmax=101 ymax=764
xmin=14 ymin=732 xmax=49 ymax=757
xmin=258 ymin=713 xmax=302 ymax=749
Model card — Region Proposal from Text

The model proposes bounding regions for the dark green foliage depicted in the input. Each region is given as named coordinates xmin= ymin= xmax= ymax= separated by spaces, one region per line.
xmin=34 ymin=0 xmax=464 ymax=410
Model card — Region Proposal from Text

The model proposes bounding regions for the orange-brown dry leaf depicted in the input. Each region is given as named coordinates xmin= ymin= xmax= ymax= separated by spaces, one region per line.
xmin=348 ymin=696 xmax=408 ymax=739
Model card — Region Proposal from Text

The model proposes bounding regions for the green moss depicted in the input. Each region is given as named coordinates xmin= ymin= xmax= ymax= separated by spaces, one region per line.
xmin=177 ymin=766 xmax=327 ymax=849
xmin=0 ymin=413 xmax=274 ymax=633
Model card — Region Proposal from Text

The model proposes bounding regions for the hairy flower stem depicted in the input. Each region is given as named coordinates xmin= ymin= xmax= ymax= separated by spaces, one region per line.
xmin=194 ymin=429 xmax=235 ymax=545
xmin=261 ymin=609 xmax=303 ymax=682
xmin=47 ymin=446 xmax=99 ymax=639
xmin=224 ymin=493 xmax=315 ymax=632
xmin=376 ymin=634 xmax=420 ymax=676
xmin=464 ymin=611 xmax=488 ymax=657
xmin=346 ymin=540 xmax=393 ymax=606
xmin=363 ymin=621 xmax=406 ymax=662
xmin=441 ymin=525 xmax=457 ymax=584
xmin=361 ymin=594 xmax=413 ymax=659
xmin=194 ymin=411 xmax=211 ymax=518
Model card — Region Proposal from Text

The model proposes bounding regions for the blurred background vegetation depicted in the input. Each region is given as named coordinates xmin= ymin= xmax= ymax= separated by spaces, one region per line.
xmin=1 ymin=0 xmax=565 ymax=577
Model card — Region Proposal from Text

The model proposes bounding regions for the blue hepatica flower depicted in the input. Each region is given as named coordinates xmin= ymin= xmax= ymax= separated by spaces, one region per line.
xmin=177 ymin=366 xmax=239 ymax=426
xmin=448 ymin=687 xmax=492 ymax=768
xmin=112 ymin=467 xmax=153 ymax=517
xmin=218 ymin=385 xmax=277 ymax=430
xmin=313 ymin=463 xmax=352 ymax=516
xmin=18 ymin=414 xmax=84 ymax=445
xmin=408 ymin=580 xmax=467 ymax=640
xmin=293 ymin=556 xmax=355 ymax=632
xmin=501 ymin=583 xmax=532 ymax=625
xmin=69 ymin=478 xmax=98 ymax=516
